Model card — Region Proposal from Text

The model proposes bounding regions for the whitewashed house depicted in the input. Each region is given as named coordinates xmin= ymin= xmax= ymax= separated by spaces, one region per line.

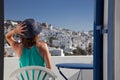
xmin=49 ymin=47 xmax=64 ymax=56
xmin=52 ymin=40 xmax=60 ymax=47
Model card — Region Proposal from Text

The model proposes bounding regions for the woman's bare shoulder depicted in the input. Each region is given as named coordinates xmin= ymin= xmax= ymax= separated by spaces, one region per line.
xmin=36 ymin=41 xmax=48 ymax=49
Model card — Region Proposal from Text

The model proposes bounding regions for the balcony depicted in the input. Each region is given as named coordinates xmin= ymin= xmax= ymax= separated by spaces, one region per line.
xmin=4 ymin=56 xmax=93 ymax=80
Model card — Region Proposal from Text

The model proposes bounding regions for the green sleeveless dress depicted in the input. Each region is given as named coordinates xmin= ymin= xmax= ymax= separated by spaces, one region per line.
xmin=19 ymin=45 xmax=46 ymax=80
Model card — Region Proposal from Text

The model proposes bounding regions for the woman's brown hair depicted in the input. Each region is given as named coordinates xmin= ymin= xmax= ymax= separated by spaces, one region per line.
xmin=20 ymin=35 xmax=36 ymax=48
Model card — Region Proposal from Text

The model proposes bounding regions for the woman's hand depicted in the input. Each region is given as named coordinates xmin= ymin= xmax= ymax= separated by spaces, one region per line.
xmin=14 ymin=22 xmax=27 ymax=35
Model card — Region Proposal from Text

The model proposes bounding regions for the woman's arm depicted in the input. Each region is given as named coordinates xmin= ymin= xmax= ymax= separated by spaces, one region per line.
xmin=40 ymin=42 xmax=52 ymax=70
xmin=5 ymin=23 xmax=26 ymax=57
xmin=6 ymin=23 xmax=25 ymax=46
xmin=6 ymin=28 xmax=18 ymax=47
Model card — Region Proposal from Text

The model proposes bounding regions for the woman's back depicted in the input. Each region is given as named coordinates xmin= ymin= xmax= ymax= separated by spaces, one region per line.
xmin=19 ymin=44 xmax=46 ymax=68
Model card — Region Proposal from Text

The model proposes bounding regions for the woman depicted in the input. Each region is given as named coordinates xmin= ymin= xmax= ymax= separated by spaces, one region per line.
xmin=5 ymin=19 xmax=52 ymax=70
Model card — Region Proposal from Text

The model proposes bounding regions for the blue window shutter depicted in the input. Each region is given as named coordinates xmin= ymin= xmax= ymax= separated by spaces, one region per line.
xmin=94 ymin=0 xmax=104 ymax=80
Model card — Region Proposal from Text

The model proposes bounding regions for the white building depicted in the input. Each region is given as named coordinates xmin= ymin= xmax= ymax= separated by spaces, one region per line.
xmin=52 ymin=40 xmax=60 ymax=47
xmin=11 ymin=21 xmax=18 ymax=26
xmin=48 ymin=24 xmax=53 ymax=30
xmin=64 ymin=47 xmax=76 ymax=54
xmin=4 ymin=44 xmax=16 ymax=57
xmin=49 ymin=47 xmax=64 ymax=56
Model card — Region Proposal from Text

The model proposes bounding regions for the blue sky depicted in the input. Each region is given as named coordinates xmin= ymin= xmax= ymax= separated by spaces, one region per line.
xmin=4 ymin=0 xmax=94 ymax=31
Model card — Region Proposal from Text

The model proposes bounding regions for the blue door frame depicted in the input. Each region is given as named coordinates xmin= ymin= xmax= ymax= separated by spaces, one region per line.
xmin=94 ymin=0 xmax=104 ymax=80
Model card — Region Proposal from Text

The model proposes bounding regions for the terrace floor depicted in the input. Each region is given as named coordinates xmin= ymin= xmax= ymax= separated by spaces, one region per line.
xmin=4 ymin=56 xmax=93 ymax=80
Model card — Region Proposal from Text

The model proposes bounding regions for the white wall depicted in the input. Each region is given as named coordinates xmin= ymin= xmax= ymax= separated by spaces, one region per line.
xmin=103 ymin=0 xmax=108 ymax=80
xmin=107 ymin=0 xmax=120 ymax=80
xmin=114 ymin=0 xmax=120 ymax=80
xmin=4 ymin=56 xmax=93 ymax=80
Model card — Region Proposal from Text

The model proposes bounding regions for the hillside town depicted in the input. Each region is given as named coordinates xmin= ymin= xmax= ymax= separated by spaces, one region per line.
xmin=4 ymin=20 xmax=93 ymax=57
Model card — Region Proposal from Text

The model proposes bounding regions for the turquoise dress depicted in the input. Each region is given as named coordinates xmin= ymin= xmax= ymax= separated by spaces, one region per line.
xmin=19 ymin=45 xmax=46 ymax=80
